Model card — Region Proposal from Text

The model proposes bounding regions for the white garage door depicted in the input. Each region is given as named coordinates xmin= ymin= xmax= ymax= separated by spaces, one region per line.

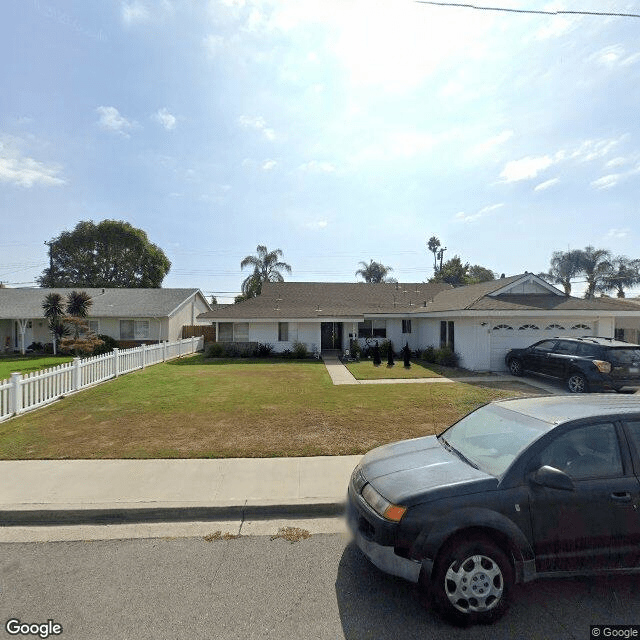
xmin=490 ymin=321 xmax=593 ymax=372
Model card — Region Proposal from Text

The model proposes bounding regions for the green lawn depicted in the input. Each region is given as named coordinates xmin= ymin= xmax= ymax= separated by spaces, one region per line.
xmin=0 ymin=355 xmax=533 ymax=460
xmin=345 ymin=359 xmax=490 ymax=380
xmin=0 ymin=355 xmax=73 ymax=381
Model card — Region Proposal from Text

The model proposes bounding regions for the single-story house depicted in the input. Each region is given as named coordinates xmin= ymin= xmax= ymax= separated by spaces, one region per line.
xmin=197 ymin=274 xmax=640 ymax=372
xmin=0 ymin=288 xmax=211 ymax=353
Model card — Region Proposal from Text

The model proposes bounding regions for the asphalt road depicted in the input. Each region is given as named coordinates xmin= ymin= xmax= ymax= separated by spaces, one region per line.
xmin=1 ymin=531 xmax=640 ymax=640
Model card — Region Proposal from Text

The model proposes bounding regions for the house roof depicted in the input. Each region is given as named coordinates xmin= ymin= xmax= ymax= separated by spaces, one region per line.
xmin=0 ymin=288 xmax=207 ymax=319
xmin=197 ymin=282 xmax=453 ymax=320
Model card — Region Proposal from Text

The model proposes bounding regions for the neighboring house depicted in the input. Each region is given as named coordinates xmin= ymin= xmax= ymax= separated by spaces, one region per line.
xmin=198 ymin=274 xmax=640 ymax=372
xmin=0 ymin=288 xmax=211 ymax=353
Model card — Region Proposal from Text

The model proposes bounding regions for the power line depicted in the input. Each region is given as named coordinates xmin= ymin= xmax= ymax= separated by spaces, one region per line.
xmin=415 ymin=1 xmax=640 ymax=19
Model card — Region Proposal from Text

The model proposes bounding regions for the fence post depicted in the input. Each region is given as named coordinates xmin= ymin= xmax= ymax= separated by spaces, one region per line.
xmin=73 ymin=357 xmax=82 ymax=391
xmin=9 ymin=372 xmax=22 ymax=416
xmin=141 ymin=343 xmax=146 ymax=369
xmin=113 ymin=348 xmax=120 ymax=377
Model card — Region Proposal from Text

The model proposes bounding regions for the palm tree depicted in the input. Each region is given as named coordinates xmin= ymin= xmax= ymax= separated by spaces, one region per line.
xmin=579 ymin=246 xmax=612 ymax=299
xmin=42 ymin=292 xmax=66 ymax=355
xmin=427 ymin=236 xmax=441 ymax=273
xmin=240 ymin=245 xmax=292 ymax=298
xmin=545 ymin=250 xmax=583 ymax=296
xmin=355 ymin=260 xmax=395 ymax=283
xmin=65 ymin=291 xmax=93 ymax=340
xmin=600 ymin=256 xmax=640 ymax=298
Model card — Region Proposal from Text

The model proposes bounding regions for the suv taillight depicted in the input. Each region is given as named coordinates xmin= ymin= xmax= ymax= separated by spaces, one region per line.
xmin=593 ymin=360 xmax=612 ymax=374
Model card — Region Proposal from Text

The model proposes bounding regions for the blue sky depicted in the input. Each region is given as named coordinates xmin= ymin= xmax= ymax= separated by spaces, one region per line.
xmin=1 ymin=0 xmax=639 ymax=302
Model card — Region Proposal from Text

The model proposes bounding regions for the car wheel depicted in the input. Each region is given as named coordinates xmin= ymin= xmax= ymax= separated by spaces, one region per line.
xmin=432 ymin=537 xmax=513 ymax=625
xmin=566 ymin=372 xmax=588 ymax=393
xmin=508 ymin=358 xmax=523 ymax=376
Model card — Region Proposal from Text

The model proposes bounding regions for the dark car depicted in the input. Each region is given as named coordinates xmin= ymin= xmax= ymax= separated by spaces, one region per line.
xmin=505 ymin=336 xmax=640 ymax=393
xmin=347 ymin=395 xmax=640 ymax=625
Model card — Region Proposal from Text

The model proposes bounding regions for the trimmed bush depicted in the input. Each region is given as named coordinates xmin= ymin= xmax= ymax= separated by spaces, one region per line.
xmin=93 ymin=334 xmax=118 ymax=355
xmin=207 ymin=343 xmax=225 ymax=358
xmin=291 ymin=341 xmax=308 ymax=359
xmin=379 ymin=339 xmax=393 ymax=359
xmin=434 ymin=346 xmax=459 ymax=367
xmin=420 ymin=346 xmax=436 ymax=363
xmin=254 ymin=342 xmax=274 ymax=357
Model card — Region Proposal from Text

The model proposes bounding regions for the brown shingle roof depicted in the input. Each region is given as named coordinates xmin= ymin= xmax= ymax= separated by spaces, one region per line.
xmin=198 ymin=281 xmax=452 ymax=320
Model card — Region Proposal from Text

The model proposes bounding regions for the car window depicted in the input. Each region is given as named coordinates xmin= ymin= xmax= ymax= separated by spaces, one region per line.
xmin=608 ymin=348 xmax=640 ymax=365
xmin=554 ymin=341 xmax=578 ymax=355
xmin=532 ymin=340 xmax=557 ymax=352
xmin=440 ymin=404 xmax=551 ymax=477
xmin=576 ymin=343 xmax=601 ymax=358
xmin=623 ymin=421 xmax=640 ymax=456
xmin=539 ymin=423 xmax=623 ymax=480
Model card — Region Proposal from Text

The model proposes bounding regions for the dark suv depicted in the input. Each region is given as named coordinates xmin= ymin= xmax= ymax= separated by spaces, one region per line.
xmin=505 ymin=337 xmax=640 ymax=393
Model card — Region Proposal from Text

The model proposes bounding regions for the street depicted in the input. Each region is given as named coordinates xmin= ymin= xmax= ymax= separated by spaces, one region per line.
xmin=2 ymin=527 xmax=640 ymax=639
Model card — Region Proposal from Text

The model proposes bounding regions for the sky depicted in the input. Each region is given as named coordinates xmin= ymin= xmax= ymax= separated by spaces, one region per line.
xmin=1 ymin=0 xmax=640 ymax=303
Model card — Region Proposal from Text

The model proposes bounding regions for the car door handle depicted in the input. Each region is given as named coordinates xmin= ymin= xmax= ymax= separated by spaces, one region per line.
xmin=610 ymin=492 xmax=632 ymax=503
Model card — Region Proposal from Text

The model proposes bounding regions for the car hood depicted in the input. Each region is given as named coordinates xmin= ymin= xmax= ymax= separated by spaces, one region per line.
xmin=359 ymin=435 xmax=498 ymax=505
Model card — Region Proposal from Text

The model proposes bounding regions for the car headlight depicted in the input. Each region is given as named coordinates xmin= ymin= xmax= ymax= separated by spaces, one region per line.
xmin=592 ymin=360 xmax=612 ymax=374
xmin=351 ymin=466 xmax=367 ymax=493
xmin=361 ymin=483 xmax=407 ymax=522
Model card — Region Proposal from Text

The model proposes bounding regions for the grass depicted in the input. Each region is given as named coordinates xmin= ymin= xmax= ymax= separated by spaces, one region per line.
xmin=345 ymin=359 xmax=489 ymax=380
xmin=0 ymin=355 xmax=73 ymax=381
xmin=0 ymin=356 xmax=536 ymax=460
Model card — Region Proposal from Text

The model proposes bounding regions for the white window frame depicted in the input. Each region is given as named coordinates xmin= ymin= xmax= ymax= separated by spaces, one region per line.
xmin=278 ymin=322 xmax=289 ymax=342
xmin=120 ymin=319 xmax=150 ymax=340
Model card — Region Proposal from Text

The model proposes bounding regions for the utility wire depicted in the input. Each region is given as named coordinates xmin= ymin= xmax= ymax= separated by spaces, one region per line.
xmin=415 ymin=1 xmax=640 ymax=19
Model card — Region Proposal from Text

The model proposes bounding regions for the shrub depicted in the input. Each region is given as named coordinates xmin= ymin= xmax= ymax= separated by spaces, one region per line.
xmin=420 ymin=346 xmax=436 ymax=363
xmin=93 ymin=334 xmax=118 ymax=355
xmin=254 ymin=342 xmax=274 ymax=357
xmin=207 ymin=343 xmax=225 ymax=358
xmin=434 ymin=346 xmax=459 ymax=367
xmin=291 ymin=341 xmax=308 ymax=359
xmin=281 ymin=348 xmax=293 ymax=359
xmin=379 ymin=339 xmax=393 ymax=359
xmin=349 ymin=340 xmax=362 ymax=360
xmin=27 ymin=342 xmax=44 ymax=352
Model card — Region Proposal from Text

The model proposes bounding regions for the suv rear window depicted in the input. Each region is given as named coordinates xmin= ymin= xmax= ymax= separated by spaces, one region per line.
xmin=608 ymin=348 xmax=640 ymax=364
xmin=576 ymin=343 xmax=604 ymax=358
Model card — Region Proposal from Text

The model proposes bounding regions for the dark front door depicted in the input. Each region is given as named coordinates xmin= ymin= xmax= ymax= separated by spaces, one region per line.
xmin=321 ymin=322 xmax=343 ymax=351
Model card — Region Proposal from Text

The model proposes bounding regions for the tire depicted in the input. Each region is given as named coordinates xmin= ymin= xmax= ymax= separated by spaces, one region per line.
xmin=566 ymin=372 xmax=588 ymax=393
xmin=432 ymin=537 xmax=513 ymax=626
xmin=508 ymin=358 xmax=523 ymax=377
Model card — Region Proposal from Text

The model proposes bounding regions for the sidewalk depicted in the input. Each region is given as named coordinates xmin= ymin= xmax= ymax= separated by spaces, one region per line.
xmin=0 ymin=456 xmax=360 ymax=527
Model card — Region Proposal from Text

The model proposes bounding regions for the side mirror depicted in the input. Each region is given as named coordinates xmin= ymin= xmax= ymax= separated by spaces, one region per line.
xmin=530 ymin=465 xmax=575 ymax=491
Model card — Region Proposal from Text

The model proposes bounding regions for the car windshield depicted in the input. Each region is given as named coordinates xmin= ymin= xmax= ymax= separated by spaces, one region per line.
xmin=609 ymin=348 xmax=640 ymax=365
xmin=439 ymin=404 xmax=551 ymax=477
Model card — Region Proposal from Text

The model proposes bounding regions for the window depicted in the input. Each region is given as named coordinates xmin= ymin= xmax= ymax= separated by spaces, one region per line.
xmin=545 ymin=324 xmax=564 ymax=330
xmin=88 ymin=320 xmax=100 ymax=334
xmin=440 ymin=321 xmax=454 ymax=349
xmin=120 ymin=320 xmax=149 ymax=340
xmin=402 ymin=319 xmax=412 ymax=334
xmin=554 ymin=341 xmax=578 ymax=355
xmin=218 ymin=323 xmax=233 ymax=341
xmin=493 ymin=324 xmax=513 ymax=331
xmin=532 ymin=340 xmax=558 ymax=352
xmin=234 ymin=322 xmax=249 ymax=342
xmin=278 ymin=322 xmax=288 ymax=342
xmin=539 ymin=423 xmax=623 ymax=480
xmin=519 ymin=324 xmax=539 ymax=330
xmin=571 ymin=324 xmax=591 ymax=330
xmin=358 ymin=320 xmax=386 ymax=338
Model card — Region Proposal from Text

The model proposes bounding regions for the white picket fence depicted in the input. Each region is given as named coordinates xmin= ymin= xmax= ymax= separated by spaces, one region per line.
xmin=0 ymin=336 xmax=204 ymax=422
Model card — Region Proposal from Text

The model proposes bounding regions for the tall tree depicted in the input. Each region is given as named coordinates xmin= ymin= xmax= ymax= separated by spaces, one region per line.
xmin=355 ymin=260 xmax=395 ymax=283
xmin=239 ymin=245 xmax=292 ymax=298
xmin=427 ymin=236 xmax=441 ymax=273
xmin=39 ymin=220 xmax=171 ymax=288
xmin=544 ymin=249 xmax=583 ymax=296
xmin=58 ymin=291 xmax=102 ymax=355
xmin=429 ymin=256 xmax=468 ymax=286
xmin=600 ymin=256 xmax=640 ymax=298
xmin=579 ymin=246 xmax=612 ymax=299
xmin=467 ymin=265 xmax=495 ymax=284
xmin=42 ymin=293 xmax=66 ymax=355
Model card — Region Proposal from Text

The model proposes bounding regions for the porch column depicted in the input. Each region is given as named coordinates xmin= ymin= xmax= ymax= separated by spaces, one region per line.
xmin=17 ymin=318 xmax=29 ymax=355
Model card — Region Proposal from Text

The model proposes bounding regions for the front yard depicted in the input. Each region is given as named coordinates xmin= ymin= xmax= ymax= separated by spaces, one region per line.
xmin=0 ymin=355 xmax=73 ymax=381
xmin=344 ymin=359 xmax=490 ymax=380
xmin=0 ymin=356 xmax=536 ymax=460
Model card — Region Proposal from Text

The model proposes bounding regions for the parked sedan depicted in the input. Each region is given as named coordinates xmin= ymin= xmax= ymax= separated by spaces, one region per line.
xmin=347 ymin=395 xmax=640 ymax=625
xmin=505 ymin=336 xmax=640 ymax=393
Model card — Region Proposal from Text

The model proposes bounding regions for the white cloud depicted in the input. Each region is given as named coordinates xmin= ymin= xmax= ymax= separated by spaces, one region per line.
xmin=534 ymin=178 xmax=560 ymax=191
xmin=606 ymin=228 xmax=630 ymax=239
xmin=469 ymin=130 xmax=514 ymax=157
xmin=306 ymin=218 xmax=328 ymax=230
xmin=298 ymin=160 xmax=336 ymax=173
xmin=591 ymin=45 xmax=640 ymax=67
xmin=500 ymin=155 xmax=555 ymax=182
xmin=456 ymin=203 xmax=503 ymax=223
xmin=122 ymin=1 xmax=150 ymax=26
xmin=96 ymin=106 xmax=135 ymax=136
xmin=0 ymin=144 xmax=66 ymax=188
xmin=153 ymin=108 xmax=177 ymax=130
xmin=238 ymin=115 xmax=276 ymax=140
xmin=261 ymin=159 xmax=277 ymax=170
xmin=591 ymin=174 xmax=621 ymax=189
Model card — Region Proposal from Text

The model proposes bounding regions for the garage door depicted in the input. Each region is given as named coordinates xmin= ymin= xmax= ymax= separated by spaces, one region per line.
xmin=490 ymin=321 xmax=593 ymax=372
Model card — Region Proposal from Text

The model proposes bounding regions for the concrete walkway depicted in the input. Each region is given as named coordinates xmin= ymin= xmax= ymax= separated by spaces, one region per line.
xmin=321 ymin=355 xmax=562 ymax=395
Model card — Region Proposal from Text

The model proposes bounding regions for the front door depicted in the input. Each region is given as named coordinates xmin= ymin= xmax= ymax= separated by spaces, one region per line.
xmin=321 ymin=322 xmax=343 ymax=351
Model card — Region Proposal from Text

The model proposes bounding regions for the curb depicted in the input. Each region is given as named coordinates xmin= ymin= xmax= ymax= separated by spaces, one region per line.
xmin=0 ymin=501 xmax=347 ymax=527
